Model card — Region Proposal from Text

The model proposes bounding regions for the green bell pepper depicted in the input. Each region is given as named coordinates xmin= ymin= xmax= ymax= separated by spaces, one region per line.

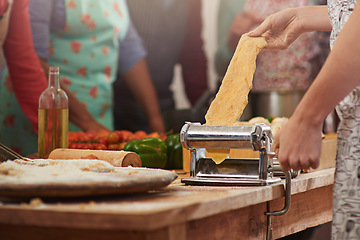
xmin=123 ymin=137 xmax=167 ymax=168
xmin=164 ymin=133 xmax=183 ymax=169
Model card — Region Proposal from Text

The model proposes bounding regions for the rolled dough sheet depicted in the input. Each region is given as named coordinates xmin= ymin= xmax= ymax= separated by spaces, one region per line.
xmin=205 ymin=35 xmax=267 ymax=164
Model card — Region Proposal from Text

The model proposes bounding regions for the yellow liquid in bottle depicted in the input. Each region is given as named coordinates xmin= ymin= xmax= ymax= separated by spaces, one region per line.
xmin=38 ymin=108 xmax=69 ymax=158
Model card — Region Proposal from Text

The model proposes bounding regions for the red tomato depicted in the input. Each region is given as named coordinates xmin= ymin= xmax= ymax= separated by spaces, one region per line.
xmin=113 ymin=130 xmax=124 ymax=142
xmin=94 ymin=143 xmax=107 ymax=150
xmin=68 ymin=132 xmax=78 ymax=142
xmin=95 ymin=129 xmax=110 ymax=138
xmin=95 ymin=136 xmax=109 ymax=146
xmin=116 ymin=130 xmax=133 ymax=142
xmin=82 ymin=143 xmax=94 ymax=150
xmin=118 ymin=142 xmax=127 ymax=150
xmin=69 ymin=142 xmax=78 ymax=149
xmin=107 ymin=143 xmax=119 ymax=150
xmin=85 ymin=130 xmax=97 ymax=140
xmin=107 ymin=132 xmax=119 ymax=144
xmin=72 ymin=143 xmax=84 ymax=149
xmin=77 ymin=132 xmax=91 ymax=142
xmin=127 ymin=134 xmax=138 ymax=142
xmin=147 ymin=132 xmax=160 ymax=139
xmin=134 ymin=130 xmax=147 ymax=140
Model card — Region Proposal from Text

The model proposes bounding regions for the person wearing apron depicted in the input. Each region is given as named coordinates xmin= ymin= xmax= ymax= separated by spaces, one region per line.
xmin=0 ymin=0 xmax=48 ymax=155
xmin=42 ymin=0 xmax=130 ymax=131
xmin=249 ymin=1 xmax=360 ymax=239
xmin=30 ymin=0 xmax=164 ymax=133
xmin=0 ymin=0 xmax=129 ymax=155
xmin=0 ymin=0 xmax=164 ymax=155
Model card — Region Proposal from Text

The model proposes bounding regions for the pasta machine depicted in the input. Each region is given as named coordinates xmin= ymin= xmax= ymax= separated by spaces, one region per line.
xmin=180 ymin=122 xmax=292 ymax=218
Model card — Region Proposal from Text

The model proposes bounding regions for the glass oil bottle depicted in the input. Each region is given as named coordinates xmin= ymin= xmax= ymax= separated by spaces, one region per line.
xmin=38 ymin=66 xmax=68 ymax=158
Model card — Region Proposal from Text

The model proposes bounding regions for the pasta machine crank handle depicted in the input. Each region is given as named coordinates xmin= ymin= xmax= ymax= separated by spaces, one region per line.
xmin=265 ymin=165 xmax=291 ymax=216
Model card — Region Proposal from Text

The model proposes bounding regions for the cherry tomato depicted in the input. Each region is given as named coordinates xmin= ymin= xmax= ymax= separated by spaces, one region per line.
xmin=69 ymin=142 xmax=78 ymax=149
xmin=116 ymin=130 xmax=133 ymax=142
xmin=94 ymin=143 xmax=107 ymax=150
xmin=95 ymin=136 xmax=108 ymax=146
xmin=128 ymin=134 xmax=139 ymax=142
xmin=118 ymin=142 xmax=127 ymax=150
xmin=113 ymin=130 xmax=124 ymax=142
xmin=95 ymin=129 xmax=110 ymax=138
xmin=68 ymin=132 xmax=78 ymax=142
xmin=82 ymin=143 xmax=94 ymax=150
xmin=108 ymin=143 xmax=119 ymax=150
xmin=147 ymin=132 xmax=160 ymax=139
xmin=134 ymin=130 xmax=147 ymax=140
xmin=73 ymin=143 xmax=85 ymax=149
xmin=77 ymin=132 xmax=91 ymax=142
xmin=85 ymin=130 xmax=97 ymax=140
xmin=92 ymin=143 xmax=100 ymax=149
xmin=107 ymin=132 xmax=119 ymax=144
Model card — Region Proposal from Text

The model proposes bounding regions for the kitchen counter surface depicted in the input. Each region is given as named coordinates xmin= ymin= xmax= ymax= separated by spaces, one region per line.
xmin=0 ymin=168 xmax=334 ymax=240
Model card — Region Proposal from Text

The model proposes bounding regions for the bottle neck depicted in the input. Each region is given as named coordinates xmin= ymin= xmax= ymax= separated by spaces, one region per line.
xmin=48 ymin=66 xmax=60 ymax=89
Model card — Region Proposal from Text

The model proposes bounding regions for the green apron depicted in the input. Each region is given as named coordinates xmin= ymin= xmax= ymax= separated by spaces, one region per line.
xmin=0 ymin=0 xmax=129 ymax=155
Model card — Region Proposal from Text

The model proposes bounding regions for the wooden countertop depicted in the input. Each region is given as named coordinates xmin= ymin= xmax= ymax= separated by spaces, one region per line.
xmin=0 ymin=168 xmax=335 ymax=240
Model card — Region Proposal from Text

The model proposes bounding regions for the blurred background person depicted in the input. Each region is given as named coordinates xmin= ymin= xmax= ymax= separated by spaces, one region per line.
xmin=0 ymin=0 xmax=49 ymax=155
xmin=0 ymin=0 xmax=165 ymax=155
xmin=215 ymin=0 xmax=320 ymax=122
xmin=113 ymin=0 xmax=208 ymax=133
xmin=28 ymin=0 xmax=164 ymax=133
xmin=0 ymin=0 xmax=110 ymax=156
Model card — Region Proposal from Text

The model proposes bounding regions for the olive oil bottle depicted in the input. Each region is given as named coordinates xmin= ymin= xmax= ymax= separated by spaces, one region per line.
xmin=38 ymin=66 xmax=69 ymax=158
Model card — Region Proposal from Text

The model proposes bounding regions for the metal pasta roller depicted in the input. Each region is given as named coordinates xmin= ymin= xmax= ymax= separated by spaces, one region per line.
xmin=180 ymin=122 xmax=292 ymax=216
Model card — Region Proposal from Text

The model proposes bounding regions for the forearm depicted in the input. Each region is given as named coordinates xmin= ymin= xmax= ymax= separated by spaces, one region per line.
xmin=122 ymin=58 xmax=165 ymax=132
xmin=295 ymin=5 xmax=332 ymax=33
xmin=292 ymin=3 xmax=360 ymax=126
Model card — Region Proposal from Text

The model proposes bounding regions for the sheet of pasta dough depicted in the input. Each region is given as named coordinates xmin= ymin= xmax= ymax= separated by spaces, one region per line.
xmin=205 ymin=35 xmax=267 ymax=164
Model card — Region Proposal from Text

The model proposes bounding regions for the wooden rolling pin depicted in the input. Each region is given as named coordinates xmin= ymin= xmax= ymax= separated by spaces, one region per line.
xmin=48 ymin=149 xmax=142 ymax=167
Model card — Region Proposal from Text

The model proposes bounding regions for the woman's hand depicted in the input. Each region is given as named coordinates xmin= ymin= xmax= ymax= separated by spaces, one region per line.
xmin=272 ymin=113 xmax=323 ymax=172
xmin=248 ymin=6 xmax=331 ymax=50
xmin=248 ymin=8 xmax=304 ymax=49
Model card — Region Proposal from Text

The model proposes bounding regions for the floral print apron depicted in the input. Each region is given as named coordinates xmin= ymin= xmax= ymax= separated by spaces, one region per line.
xmin=328 ymin=0 xmax=360 ymax=239
xmin=50 ymin=0 xmax=129 ymax=131
xmin=0 ymin=0 xmax=129 ymax=155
